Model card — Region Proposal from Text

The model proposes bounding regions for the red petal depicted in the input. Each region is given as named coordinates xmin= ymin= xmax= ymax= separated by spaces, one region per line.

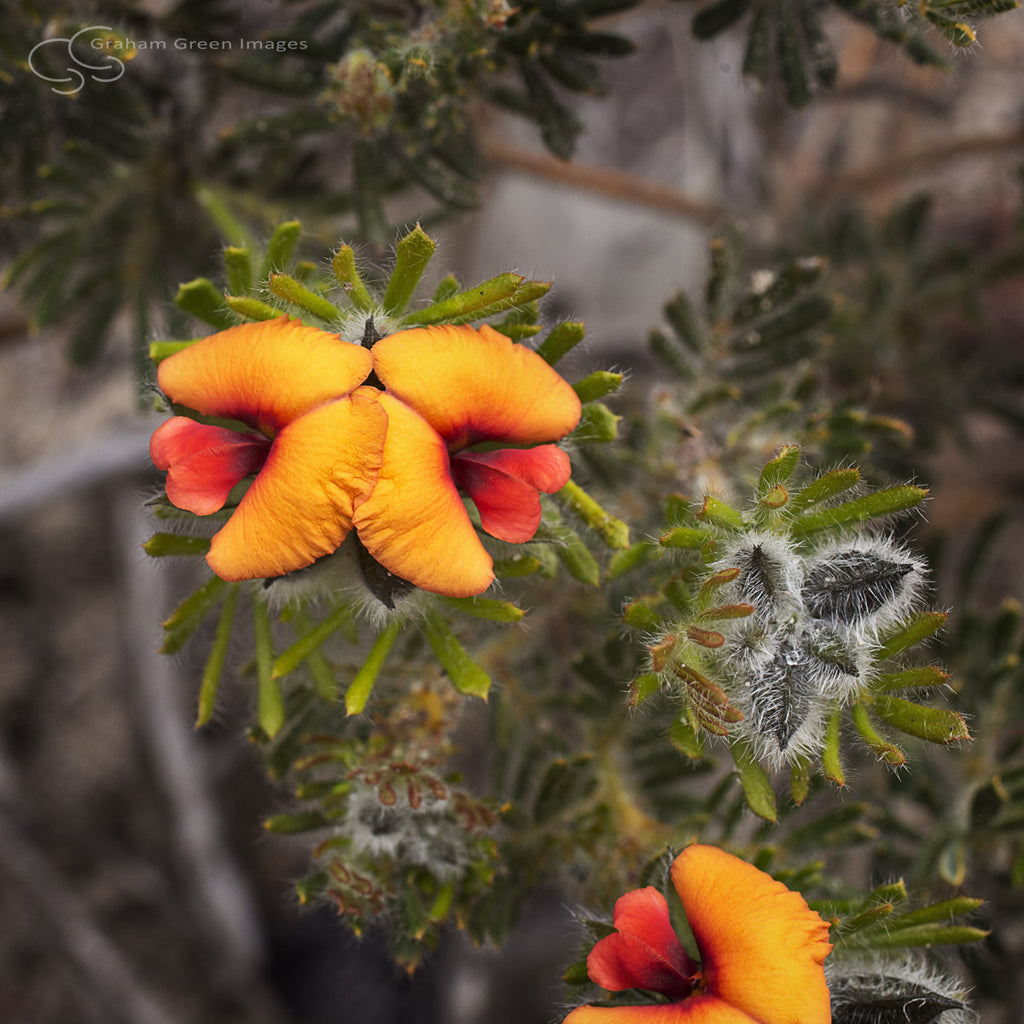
xmin=451 ymin=446 xmax=571 ymax=543
xmin=587 ymin=888 xmax=696 ymax=1000
xmin=150 ymin=417 xmax=270 ymax=515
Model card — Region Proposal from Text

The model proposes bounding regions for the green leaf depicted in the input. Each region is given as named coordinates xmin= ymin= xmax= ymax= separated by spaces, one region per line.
xmin=788 ymin=468 xmax=860 ymax=513
xmin=574 ymin=402 xmax=620 ymax=443
xmin=872 ymin=665 xmax=950 ymax=691
xmin=874 ymin=611 xmax=947 ymax=661
xmin=731 ymin=736 xmax=777 ymax=822
xmin=891 ymin=897 xmax=984 ymax=929
xmin=573 ymin=370 xmax=624 ymax=403
xmin=272 ymin=603 xmax=357 ymax=679
xmin=423 ymin=611 xmax=491 ymax=699
xmin=856 ymin=923 xmax=988 ymax=950
xmin=557 ymin=480 xmax=630 ymax=549
xmin=161 ymin=575 xmax=229 ymax=655
xmin=822 ymin=706 xmax=845 ymax=786
xmin=224 ymin=246 xmax=253 ymax=295
xmin=538 ymin=502 xmax=601 ymax=585
xmin=533 ymin=755 xmax=597 ymax=823
xmin=692 ymin=0 xmax=753 ymax=39
xmin=224 ymin=295 xmax=282 ymax=321
xmin=850 ymin=701 xmax=907 ymax=767
xmin=261 ymin=220 xmax=302 ymax=277
xmin=143 ymin=533 xmax=211 ymax=557
xmin=402 ymin=273 xmax=546 ymax=326
xmin=441 ymin=596 xmax=525 ymax=622
xmin=536 ymin=321 xmax=586 ymax=364
xmin=870 ymin=695 xmax=971 ymax=745
xmin=660 ymin=526 xmax=713 ymax=549
xmin=253 ymin=598 xmax=284 ymax=738
xmin=790 ymin=485 xmax=929 ymax=537
xmin=175 ymin=278 xmax=234 ymax=330
xmin=196 ymin=585 xmax=240 ymax=727
xmin=696 ymin=494 xmax=745 ymax=531
xmin=758 ymin=445 xmax=802 ymax=493
xmin=331 ymin=245 xmax=375 ymax=311
xmin=149 ymin=340 xmax=201 ymax=364
xmin=268 ymin=273 xmax=342 ymax=322
xmin=383 ymin=225 xmax=437 ymax=315
xmin=346 ymin=620 xmax=402 ymax=716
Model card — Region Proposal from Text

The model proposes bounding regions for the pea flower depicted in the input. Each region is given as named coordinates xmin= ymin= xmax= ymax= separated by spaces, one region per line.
xmin=565 ymin=844 xmax=833 ymax=1024
xmin=150 ymin=317 xmax=581 ymax=598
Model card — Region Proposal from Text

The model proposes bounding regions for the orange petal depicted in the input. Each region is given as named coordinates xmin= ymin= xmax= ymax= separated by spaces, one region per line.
xmin=157 ymin=316 xmax=373 ymax=436
xmin=371 ymin=324 xmax=582 ymax=450
xmin=451 ymin=446 xmax=571 ymax=543
xmin=670 ymin=846 xmax=832 ymax=1024
xmin=150 ymin=417 xmax=270 ymax=515
xmin=351 ymin=394 xmax=494 ymax=598
xmin=563 ymin=995 xmax=759 ymax=1024
xmin=587 ymin=888 xmax=695 ymax=998
xmin=207 ymin=388 xmax=386 ymax=581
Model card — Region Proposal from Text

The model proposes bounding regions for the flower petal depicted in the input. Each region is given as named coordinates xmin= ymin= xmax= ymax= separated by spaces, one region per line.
xmin=451 ymin=446 xmax=571 ymax=543
xmin=351 ymin=394 xmax=495 ymax=597
xmin=150 ymin=417 xmax=271 ymax=515
xmin=371 ymin=324 xmax=582 ymax=450
xmin=670 ymin=846 xmax=833 ymax=1024
xmin=206 ymin=388 xmax=386 ymax=581
xmin=157 ymin=316 xmax=373 ymax=436
xmin=563 ymin=995 xmax=759 ymax=1023
xmin=587 ymin=888 xmax=695 ymax=999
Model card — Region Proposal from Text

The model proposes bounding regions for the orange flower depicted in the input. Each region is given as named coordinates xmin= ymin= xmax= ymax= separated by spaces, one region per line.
xmin=353 ymin=324 xmax=581 ymax=597
xmin=150 ymin=317 xmax=386 ymax=581
xmin=150 ymin=318 xmax=581 ymax=598
xmin=565 ymin=845 xmax=833 ymax=1024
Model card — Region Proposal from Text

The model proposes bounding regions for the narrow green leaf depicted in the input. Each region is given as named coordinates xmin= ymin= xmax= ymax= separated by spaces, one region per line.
xmin=536 ymin=321 xmax=586 ymax=364
xmin=790 ymin=757 xmax=811 ymax=805
xmin=871 ymin=695 xmax=971 ymax=745
xmin=607 ymin=542 xmax=656 ymax=580
xmin=731 ymin=736 xmax=777 ymax=822
xmin=331 ymin=245 xmax=375 ymax=311
xmin=196 ymin=584 xmax=240 ymax=727
xmin=383 ymin=224 xmax=437 ymax=314
xmin=663 ymin=290 xmax=706 ymax=351
xmin=272 ymin=603 xmax=357 ymax=679
xmin=891 ymin=897 xmax=984 ymax=929
xmin=670 ymin=714 xmax=704 ymax=758
xmin=149 ymin=339 xmax=201 ymax=364
xmin=692 ymin=0 xmax=753 ymax=38
xmin=791 ymin=485 xmax=928 ymax=536
xmin=441 ymin=596 xmax=525 ymax=622
xmin=573 ymin=370 xmax=624 ymax=403
xmin=175 ymin=278 xmax=234 ymax=330
xmin=788 ymin=467 xmax=860 ymax=513
xmin=631 ymin=671 xmax=664 ymax=707
xmin=534 ymin=755 xmax=596 ymax=823
xmin=194 ymin=186 xmax=250 ymax=248
xmin=224 ymin=295 xmax=281 ymax=321
xmin=538 ymin=505 xmax=601 ymax=585
xmin=433 ymin=273 xmax=460 ymax=302
xmin=143 ymin=533 xmax=211 ymax=557
xmin=161 ymin=575 xmax=229 ymax=654
xmin=858 ymin=923 xmax=989 ymax=950
xmin=874 ymin=611 xmax=947 ymax=661
xmin=423 ymin=611 xmax=491 ymax=699
xmin=822 ymin=706 xmax=845 ymax=786
xmin=224 ymin=246 xmax=253 ymax=295
xmin=659 ymin=526 xmax=713 ymax=549
xmin=872 ymin=665 xmax=950 ymax=691
xmin=268 ymin=273 xmax=342 ymax=322
xmin=346 ymin=619 xmax=401 ymax=715
xmin=696 ymin=494 xmax=745 ymax=531
xmin=850 ymin=702 xmax=907 ymax=767
xmin=574 ymin=402 xmax=620 ymax=443
xmin=758 ymin=445 xmax=802 ymax=493
xmin=402 ymin=272 xmax=528 ymax=325
xmin=253 ymin=598 xmax=284 ymax=738
xmin=261 ymin=220 xmax=302 ymax=277
xmin=557 ymin=479 xmax=630 ymax=549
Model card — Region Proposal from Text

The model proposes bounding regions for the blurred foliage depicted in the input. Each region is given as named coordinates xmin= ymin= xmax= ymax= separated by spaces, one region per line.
xmin=689 ymin=0 xmax=1022 ymax=107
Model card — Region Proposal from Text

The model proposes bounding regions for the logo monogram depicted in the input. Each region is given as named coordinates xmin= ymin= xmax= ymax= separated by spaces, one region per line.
xmin=28 ymin=26 xmax=125 ymax=95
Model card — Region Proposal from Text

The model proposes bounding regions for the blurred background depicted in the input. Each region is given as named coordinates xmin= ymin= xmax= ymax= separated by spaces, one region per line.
xmin=3 ymin=2 xmax=1024 ymax=1021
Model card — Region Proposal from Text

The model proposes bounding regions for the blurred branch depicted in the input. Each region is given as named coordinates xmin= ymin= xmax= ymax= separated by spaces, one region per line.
xmin=481 ymin=137 xmax=729 ymax=225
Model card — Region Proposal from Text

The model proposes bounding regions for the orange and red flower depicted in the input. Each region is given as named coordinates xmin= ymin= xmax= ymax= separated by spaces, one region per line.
xmin=149 ymin=317 xmax=581 ymax=598
xmin=565 ymin=845 xmax=833 ymax=1024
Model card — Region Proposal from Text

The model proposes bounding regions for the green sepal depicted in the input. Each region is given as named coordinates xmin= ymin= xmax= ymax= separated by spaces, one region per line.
xmin=224 ymin=246 xmax=253 ymax=294
xmin=196 ymin=584 xmax=240 ymax=727
xmin=441 ymin=596 xmax=525 ymax=622
xmin=536 ymin=321 xmax=586 ymax=364
xmin=870 ymin=695 xmax=971 ymax=745
xmin=161 ymin=574 xmax=229 ymax=654
xmin=575 ymin=402 xmax=620 ymax=443
xmin=346 ymin=620 xmax=401 ymax=716
xmin=261 ymin=220 xmax=302 ymax=277
xmin=557 ymin=479 xmax=630 ymax=549
xmin=268 ymin=273 xmax=342 ymax=322
xmin=423 ymin=611 xmax=491 ymax=699
xmin=149 ymin=339 xmax=201 ymax=363
xmin=383 ymin=225 xmax=437 ymax=315
xmin=175 ymin=278 xmax=234 ymax=330
xmin=143 ymin=533 xmax=211 ymax=557
xmin=224 ymin=295 xmax=282 ymax=321
xmin=272 ymin=603 xmax=357 ymax=679
xmin=573 ymin=370 xmax=624 ymax=403
xmin=731 ymin=736 xmax=777 ymax=822
xmin=791 ymin=485 xmax=929 ymax=537
xmin=253 ymin=597 xmax=284 ymax=739
xmin=874 ymin=611 xmax=947 ymax=661
xmin=331 ymin=245 xmax=375 ymax=311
